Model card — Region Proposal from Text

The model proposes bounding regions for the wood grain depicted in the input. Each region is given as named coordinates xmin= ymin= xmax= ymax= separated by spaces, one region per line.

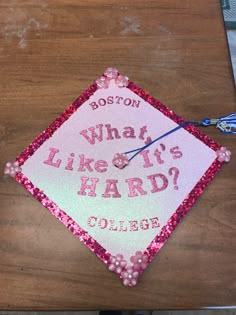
xmin=0 ymin=0 xmax=235 ymax=310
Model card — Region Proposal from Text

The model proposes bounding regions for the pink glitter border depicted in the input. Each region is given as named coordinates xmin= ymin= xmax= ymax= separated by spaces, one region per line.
xmin=14 ymin=71 xmax=224 ymax=281
xmin=127 ymin=80 xmax=223 ymax=272
xmin=14 ymin=172 xmax=111 ymax=264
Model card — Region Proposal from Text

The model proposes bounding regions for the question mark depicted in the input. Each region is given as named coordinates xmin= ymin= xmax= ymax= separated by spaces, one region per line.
xmin=168 ymin=167 xmax=179 ymax=190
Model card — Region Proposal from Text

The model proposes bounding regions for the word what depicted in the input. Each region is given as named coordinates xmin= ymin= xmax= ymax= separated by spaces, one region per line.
xmin=80 ymin=124 xmax=150 ymax=145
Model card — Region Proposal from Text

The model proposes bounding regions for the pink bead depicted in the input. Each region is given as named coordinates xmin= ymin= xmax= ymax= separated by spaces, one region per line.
xmin=216 ymin=146 xmax=231 ymax=162
xmin=130 ymin=251 xmax=148 ymax=270
xmin=95 ymin=76 xmax=110 ymax=89
xmin=104 ymin=67 xmax=118 ymax=79
xmin=108 ymin=254 xmax=127 ymax=274
xmin=121 ymin=267 xmax=139 ymax=286
xmin=115 ymin=74 xmax=129 ymax=88
xmin=112 ymin=153 xmax=129 ymax=169
xmin=4 ymin=161 xmax=22 ymax=177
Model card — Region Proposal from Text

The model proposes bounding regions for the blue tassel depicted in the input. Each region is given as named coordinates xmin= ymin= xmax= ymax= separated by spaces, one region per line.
xmin=123 ymin=113 xmax=235 ymax=164
xmin=201 ymin=113 xmax=236 ymax=134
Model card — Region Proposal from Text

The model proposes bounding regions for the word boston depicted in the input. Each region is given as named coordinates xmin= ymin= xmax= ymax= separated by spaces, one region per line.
xmin=89 ymin=95 xmax=141 ymax=110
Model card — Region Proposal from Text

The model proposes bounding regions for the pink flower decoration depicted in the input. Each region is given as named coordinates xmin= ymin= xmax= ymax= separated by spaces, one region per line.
xmin=95 ymin=76 xmax=109 ymax=89
xmin=104 ymin=67 xmax=118 ymax=80
xmin=130 ymin=251 xmax=148 ymax=270
xmin=121 ymin=266 xmax=139 ymax=287
xmin=115 ymin=74 xmax=129 ymax=88
xmin=4 ymin=161 xmax=22 ymax=177
xmin=216 ymin=146 xmax=231 ymax=162
xmin=108 ymin=254 xmax=127 ymax=274
xmin=112 ymin=153 xmax=129 ymax=169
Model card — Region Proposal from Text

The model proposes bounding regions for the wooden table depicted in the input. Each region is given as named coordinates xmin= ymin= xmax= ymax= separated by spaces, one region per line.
xmin=0 ymin=0 xmax=235 ymax=310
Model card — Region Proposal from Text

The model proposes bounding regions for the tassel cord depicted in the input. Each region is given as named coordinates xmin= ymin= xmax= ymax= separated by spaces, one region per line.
xmin=125 ymin=113 xmax=236 ymax=162
xmin=125 ymin=121 xmax=200 ymax=162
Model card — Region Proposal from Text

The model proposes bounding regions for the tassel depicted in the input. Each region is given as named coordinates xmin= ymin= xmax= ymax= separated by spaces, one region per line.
xmin=120 ymin=113 xmax=236 ymax=165
xmin=201 ymin=113 xmax=236 ymax=134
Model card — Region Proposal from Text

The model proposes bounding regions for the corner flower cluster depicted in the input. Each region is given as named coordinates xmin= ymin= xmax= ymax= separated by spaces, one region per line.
xmin=121 ymin=267 xmax=139 ymax=287
xmin=216 ymin=146 xmax=231 ymax=162
xmin=95 ymin=67 xmax=129 ymax=89
xmin=108 ymin=251 xmax=149 ymax=287
xmin=108 ymin=254 xmax=127 ymax=274
xmin=4 ymin=161 xmax=22 ymax=177
xmin=130 ymin=251 xmax=148 ymax=270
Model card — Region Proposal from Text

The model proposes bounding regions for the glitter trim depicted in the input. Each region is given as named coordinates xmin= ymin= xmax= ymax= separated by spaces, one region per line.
xmin=126 ymin=80 xmax=223 ymax=271
xmin=142 ymin=158 xmax=223 ymax=272
xmin=14 ymin=172 xmax=110 ymax=264
xmin=13 ymin=69 xmax=224 ymax=283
